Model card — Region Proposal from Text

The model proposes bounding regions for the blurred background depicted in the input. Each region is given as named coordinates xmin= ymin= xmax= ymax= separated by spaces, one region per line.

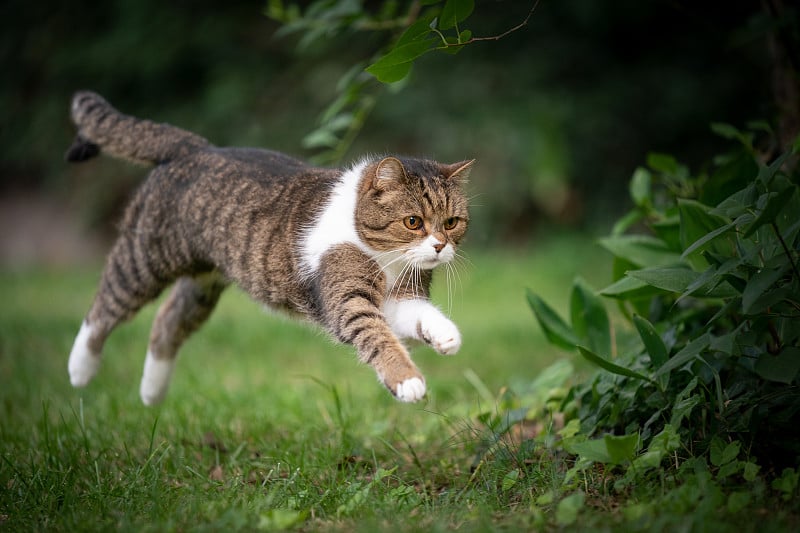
xmin=0 ymin=0 xmax=784 ymax=267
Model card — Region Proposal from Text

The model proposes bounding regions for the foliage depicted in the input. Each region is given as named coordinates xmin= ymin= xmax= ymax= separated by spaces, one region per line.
xmin=515 ymin=125 xmax=800 ymax=523
xmin=265 ymin=0 xmax=536 ymax=164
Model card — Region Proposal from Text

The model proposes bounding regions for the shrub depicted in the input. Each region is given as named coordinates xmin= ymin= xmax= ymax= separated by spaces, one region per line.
xmin=528 ymin=125 xmax=800 ymax=471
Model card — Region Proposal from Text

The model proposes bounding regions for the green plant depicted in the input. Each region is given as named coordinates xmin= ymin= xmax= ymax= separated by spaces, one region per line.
xmin=519 ymin=125 xmax=800 ymax=518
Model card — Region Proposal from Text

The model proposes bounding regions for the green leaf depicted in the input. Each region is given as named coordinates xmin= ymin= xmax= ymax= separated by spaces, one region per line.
xmin=366 ymin=38 xmax=437 ymax=83
xmin=742 ymin=266 xmax=787 ymax=314
xmin=604 ymin=433 xmax=640 ymax=464
xmin=772 ymin=468 xmax=799 ymax=500
xmin=527 ymin=290 xmax=580 ymax=350
xmin=756 ymin=150 xmax=793 ymax=186
xmin=679 ymin=199 xmax=730 ymax=268
xmin=755 ymin=347 xmax=800 ymax=384
xmin=628 ymin=267 xmax=738 ymax=298
xmin=710 ymin=438 xmax=740 ymax=467
xmin=629 ymin=167 xmax=652 ymax=207
xmin=555 ymin=491 xmax=585 ymax=526
xmin=570 ymin=277 xmax=611 ymax=357
xmin=302 ymin=128 xmax=339 ymax=149
xmin=680 ymin=221 xmax=736 ymax=259
xmin=743 ymin=185 xmax=797 ymax=238
xmin=669 ymin=377 xmax=700 ymax=426
xmin=647 ymin=152 xmax=680 ymax=175
xmin=675 ymin=265 xmax=718 ymax=305
xmin=599 ymin=275 xmax=663 ymax=300
xmin=633 ymin=315 xmax=668 ymax=368
xmin=610 ymin=209 xmax=645 ymax=237
xmin=654 ymin=333 xmax=710 ymax=377
xmin=577 ymin=346 xmax=652 ymax=383
xmin=258 ymin=508 xmax=309 ymax=530
xmin=743 ymin=461 xmax=760 ymax=482
xmin=501 ymin=469 xmax=521 ymax=491
xmin=710 ymin=122 xmax=754 ymax=149
xmin=652 ymin=215 xmax=682 ymax=251
xmin=670 ymin=394 xmax=702 ymax=428
xmin=712 ymin=182 xmax=758 ymax=218
xmin=648 ymin=424 xmax=681 ymax=455
xmin=438 ymin=0 xmax=474 ymax=30
xmin=568 ymin=434 xmax=639 ymax=465
xmin=628 ymin=267 xmax=695 ymax=293
xmin=395 ymin=16 xmax=436 ymax=47
xmin=597 ymin=235 xmax=683 ymax=269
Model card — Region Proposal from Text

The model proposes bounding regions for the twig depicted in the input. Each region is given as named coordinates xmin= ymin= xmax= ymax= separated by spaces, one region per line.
xmin=441 ymin=0 xmax=541 ymax=48
xmin=772 ymin=221 xmax=800 ymax=282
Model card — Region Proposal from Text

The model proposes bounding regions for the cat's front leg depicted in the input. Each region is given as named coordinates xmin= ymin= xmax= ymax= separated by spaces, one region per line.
xmin=316 ymin=244 xmax=427 ymax=402
xmin=383 ymin=298 xmax=461 ymax=355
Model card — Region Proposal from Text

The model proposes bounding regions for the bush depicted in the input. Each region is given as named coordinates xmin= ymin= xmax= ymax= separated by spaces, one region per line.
xmin=527 ymin=125 xmax=800 ymax=472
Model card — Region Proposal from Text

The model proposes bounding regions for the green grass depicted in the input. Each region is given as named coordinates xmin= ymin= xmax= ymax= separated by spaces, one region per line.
xmin=5 ymin=234 xmax=799 ymax=532
xmin=2 ymin=234 xmax=608 ymax=531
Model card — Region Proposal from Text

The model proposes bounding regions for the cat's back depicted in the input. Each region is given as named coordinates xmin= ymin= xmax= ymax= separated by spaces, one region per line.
xmin=188 ymin=146 xmax=333 ymax=187
xmin=144 ymin=145 xmax=339 ymax=212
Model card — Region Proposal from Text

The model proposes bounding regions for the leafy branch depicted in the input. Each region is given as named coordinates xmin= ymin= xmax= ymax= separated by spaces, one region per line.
xmin=366 ymin=0 xmax=541 ymax=83
xmin=435 ymin=0 xmax=541 ymax=48
xmin=267 ymin=0 xmax=540 ymax=164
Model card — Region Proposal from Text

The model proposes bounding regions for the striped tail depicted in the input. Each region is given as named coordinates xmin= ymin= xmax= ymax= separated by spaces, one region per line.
xmin=65 ymin=91 xmax=210 ymax=165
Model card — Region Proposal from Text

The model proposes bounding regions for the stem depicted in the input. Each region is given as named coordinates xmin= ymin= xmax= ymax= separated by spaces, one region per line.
xmin=438 ymin=0 xmax=541 ymax=49
xmin=772 ymin=221 xmax=800 ymax=281
xmin=767 ymin=318 xmax=782 ymax=354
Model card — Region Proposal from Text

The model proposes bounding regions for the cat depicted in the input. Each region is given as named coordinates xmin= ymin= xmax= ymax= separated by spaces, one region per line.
xmin=65 ymin=91 xmax=473 ymax=405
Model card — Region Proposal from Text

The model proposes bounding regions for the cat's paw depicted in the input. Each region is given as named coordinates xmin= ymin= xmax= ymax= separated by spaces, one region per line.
xmin=419 ymin=314 xmax=461 ymax=355
xmin=394 ymin=376 xmax=427 ymax=402
xmin=139 ymin=351 xmax=176 ymax=406
xmin=68 ymin=321 xmax=101 ymax=387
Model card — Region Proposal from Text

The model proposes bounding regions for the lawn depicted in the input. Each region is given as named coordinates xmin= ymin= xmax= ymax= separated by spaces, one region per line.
xmin=0 ymin=233 xmax=609 ymax=531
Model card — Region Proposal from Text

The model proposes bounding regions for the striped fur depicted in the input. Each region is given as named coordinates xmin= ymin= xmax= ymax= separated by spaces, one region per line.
xmin=66 ymin=91 xmax=472 ymax=404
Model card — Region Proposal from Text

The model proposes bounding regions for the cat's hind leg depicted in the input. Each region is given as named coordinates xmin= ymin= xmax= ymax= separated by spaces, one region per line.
xmin=69 ymin=235 xmax=171 ymax=388
xmin=140 ymin=273 xmax=227 ymax=405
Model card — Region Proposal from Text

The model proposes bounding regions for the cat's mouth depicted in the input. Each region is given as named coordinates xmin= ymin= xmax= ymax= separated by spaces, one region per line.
xmin=415 ymin=259 xmax=440 ymax=270
xmin=414 ymin=255 xmax=451 ymax=270
xmin=407 ymin=243 xmax=454 ymax=270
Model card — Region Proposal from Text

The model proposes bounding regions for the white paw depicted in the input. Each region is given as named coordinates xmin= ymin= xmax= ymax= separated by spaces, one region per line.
xmin=419 ymin=315 xmax=461 ymax=355
xmin=68 ymin=321 xmax=101 ymax=387
xmin=395 ymin=377 xmax=426 ymax=402
xmin=139 ymin=351 xmax=175 ymax=406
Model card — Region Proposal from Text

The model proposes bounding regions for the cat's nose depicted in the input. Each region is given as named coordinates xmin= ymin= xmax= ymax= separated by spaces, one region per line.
xmin=433 ymin=242 xmax=445 ymax=253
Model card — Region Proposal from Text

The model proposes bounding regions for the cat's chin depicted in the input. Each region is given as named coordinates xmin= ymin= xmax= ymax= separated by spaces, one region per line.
xmin=415 ymin=258 xmax=447 ymax=270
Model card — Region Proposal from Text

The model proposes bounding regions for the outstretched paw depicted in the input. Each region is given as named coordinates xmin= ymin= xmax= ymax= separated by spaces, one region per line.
xmin=394 ymin=376 xmax=427 ymax=402
xmin=418 ymin=315 xmax=461 ymax=355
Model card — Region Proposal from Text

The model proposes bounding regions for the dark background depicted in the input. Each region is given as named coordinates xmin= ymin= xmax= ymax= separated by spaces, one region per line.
xmin=0 ymin=0 xmax=785 ymax=264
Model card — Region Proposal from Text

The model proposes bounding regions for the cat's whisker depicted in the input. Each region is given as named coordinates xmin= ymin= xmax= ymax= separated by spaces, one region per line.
xmin=444 ymin=262 xmax=453 ymax=315
xmin=444 ymin=254 xmax=468 ymax=311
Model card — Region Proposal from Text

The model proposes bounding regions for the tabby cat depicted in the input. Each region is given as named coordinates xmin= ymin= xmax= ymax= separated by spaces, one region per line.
xmin=66 ymin=91 xmax=472 ymax=405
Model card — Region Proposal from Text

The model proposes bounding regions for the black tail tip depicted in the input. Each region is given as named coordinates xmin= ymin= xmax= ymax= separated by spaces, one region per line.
xmin=65 ymin=135 xmax=100 ymax=162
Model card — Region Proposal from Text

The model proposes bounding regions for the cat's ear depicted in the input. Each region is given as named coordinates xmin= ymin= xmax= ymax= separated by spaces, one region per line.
xmin=373 ymin=157 xmax=407 ymax=189
xmin=442 ymin=159 xmax=475 ymax=184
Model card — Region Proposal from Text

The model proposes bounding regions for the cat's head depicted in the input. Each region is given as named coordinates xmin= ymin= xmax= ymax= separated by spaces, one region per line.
xmin=356 ymin=156 xmax=472 ymax=271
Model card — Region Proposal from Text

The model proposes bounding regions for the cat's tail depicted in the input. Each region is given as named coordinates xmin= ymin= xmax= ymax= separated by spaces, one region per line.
xmin=65 ymin=91 xmax=210 ymax=165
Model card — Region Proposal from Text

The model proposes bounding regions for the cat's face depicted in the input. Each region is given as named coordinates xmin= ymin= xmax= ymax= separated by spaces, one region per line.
xmin=356 ymin=157 xmax=472 ymax=271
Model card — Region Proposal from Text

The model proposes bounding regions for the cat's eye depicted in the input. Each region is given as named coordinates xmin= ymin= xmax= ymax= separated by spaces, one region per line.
xmin=403 ymin=216 xmax=423 ymax=230
xmin=444 ymin=217 xmax=458 ymax=230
